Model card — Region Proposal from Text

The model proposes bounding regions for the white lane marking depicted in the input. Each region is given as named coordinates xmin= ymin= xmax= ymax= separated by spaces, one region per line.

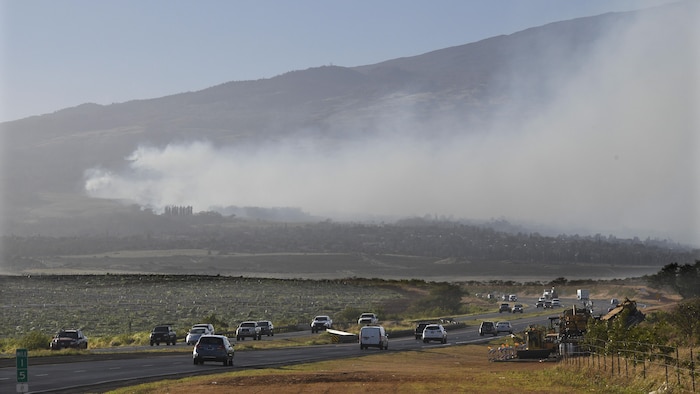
xmin=109 ymin=367 xmax=121 ymax=370
xmin=142 ymin=364 xmax=153 ymax=367
xmin=36 ymin=373 xmax=49 ymax=376
xmin=74 ymin=370 xmax=86 ymax=373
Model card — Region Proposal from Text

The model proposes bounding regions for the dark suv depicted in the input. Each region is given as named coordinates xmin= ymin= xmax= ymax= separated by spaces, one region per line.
xmin=150 ymin=325 xmax=177 ymax=346
xmin=193 ymin=335 xmax=234 ymax=366
xmin=50 ymin=329 xmax=88 ymax=350
xmin=479 ymin=321 xmax=497 ymax=336
xmin=414 ymin=322 xmax=431 ymax=339
xmin=257 ymin=320 xmax=274 ymax=336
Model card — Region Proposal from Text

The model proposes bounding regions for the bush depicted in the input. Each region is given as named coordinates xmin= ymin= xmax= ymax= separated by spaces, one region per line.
xmin=17 ymin=331 xmax=50 ymax=350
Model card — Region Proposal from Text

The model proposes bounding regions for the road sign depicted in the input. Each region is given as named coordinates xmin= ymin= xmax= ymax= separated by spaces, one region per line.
xmin=16 ymin=348 xmax=28 ymax=392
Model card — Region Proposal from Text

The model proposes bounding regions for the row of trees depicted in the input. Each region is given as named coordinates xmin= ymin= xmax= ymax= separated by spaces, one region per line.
xmin=4 ymin=218 xmax=697 ymax=268
xmin=646 ymin=261 xmax=700 ymax=299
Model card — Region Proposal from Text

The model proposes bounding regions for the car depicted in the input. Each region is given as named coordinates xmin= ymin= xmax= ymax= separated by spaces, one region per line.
xmin=236 ymin=321 xmax=262 ymax=340
xmin=496 ymin=321 xmax=513 ymax=334
xmin=50 ymin=329 xmax=88 ymax=350
xmin=479 ymin=321 xmax=497 ymax=336
xmin=149 ymin=325 xmax=177 ymax=346
xmin=535 ymin=300 xmax=545 ymax=308
xmin=414 ymin=322 xmax=431 ymax=339
xmin=311 ymin=315 xmax=333 ymax=333
xmin=359 ymin=325 xmax=389 ymax=350
xmin=186 ymin=327 xmax=209 ymax=345
xmin=551 ymin=299 xmax=561 ymax=307
xmin=192 ymin=335 xmax=234 ymax=366
xmin=422 ymin=324 xmax=447 ymax=344
xmin=544 ymin=300 xmax=553 ymax=309
xmin=192 ymin=323 xmax=215 ymax=335
xmin=257 ymin=320 xmax=274 ymax=336
xmin=511 ymin=304 xmax=524 ymax=313
xmin=499 ymin=303 xmax=511 ymax=313
xmin=357 ymin=312 xmax=379 ymax=325
xmin=509 ymin=294 xmax=518 ymax=301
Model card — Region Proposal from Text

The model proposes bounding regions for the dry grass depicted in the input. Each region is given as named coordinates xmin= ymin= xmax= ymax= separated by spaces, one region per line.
xmin=108 ymin=345 xmax=640 ymax=394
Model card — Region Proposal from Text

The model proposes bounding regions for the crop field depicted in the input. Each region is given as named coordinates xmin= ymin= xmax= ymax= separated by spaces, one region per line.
xmin=8 ymin=248 xmax=667 ymax=282
xmin=0 ymin=275 xmax=408 ymax=339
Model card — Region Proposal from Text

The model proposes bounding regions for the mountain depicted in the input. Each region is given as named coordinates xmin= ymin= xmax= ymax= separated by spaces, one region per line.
xmin=0 ymin=1 xmax=695 ymax=238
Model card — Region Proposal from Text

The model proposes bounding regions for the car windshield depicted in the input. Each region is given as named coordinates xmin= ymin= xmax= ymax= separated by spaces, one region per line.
xmin=58 ymin=331 xmax=78 ymax=338
xmin=426 ymin=325 xmax=439 ymax=330
xmin=316 ymin=316 xmax=327 ymax=321
xmin=241 ymin=322 xmax=255 ymax=327
xmin=191 ymin=328 xmax=205 ymax=334
xmin=258 ymin=322 xmax=269 ymax=326
xmin=198 ymin=337 xmax=222 ymax=345
xmin=154 ymin=326 xmax=168 ymax=332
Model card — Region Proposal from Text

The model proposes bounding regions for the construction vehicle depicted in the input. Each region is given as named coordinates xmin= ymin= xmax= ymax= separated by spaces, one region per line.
xmin=601 ymin=298 xmax=645 ymax=327
xmin=517 ymin=305 xmax=592 ymax=360
xmin=517 ymin=317 xmax=560 ymax=359
xmin=559 ymin=305 xmax=592 ymax=340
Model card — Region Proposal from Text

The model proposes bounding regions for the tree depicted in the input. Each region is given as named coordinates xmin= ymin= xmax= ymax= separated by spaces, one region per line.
xmin=647 ymin=261 xmax=700 ymax=299
xmin=671 ymin=298 xmax=700 ymax=345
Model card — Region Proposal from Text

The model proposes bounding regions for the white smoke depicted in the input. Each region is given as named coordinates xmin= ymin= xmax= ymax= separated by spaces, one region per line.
xmin=85 ymin=4 xmax=699 ymax=245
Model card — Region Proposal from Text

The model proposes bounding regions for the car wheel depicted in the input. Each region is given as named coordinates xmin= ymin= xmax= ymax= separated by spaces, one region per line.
xmin=423 ymin=339 xmax=428 ymax=343
xmin=150 ymin=342 xmax=154 ymax=346
xmin=229 ymin=358 xmax=234 ymax=366
xmin=222 ymin=359 xmax=228 ymax=366
xmin=442 ymin=338 xmax=447 ymax=344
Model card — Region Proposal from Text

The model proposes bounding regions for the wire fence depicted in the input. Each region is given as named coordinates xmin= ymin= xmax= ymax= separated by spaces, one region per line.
xmin=560 ymin=340 xmax=697 ymax=392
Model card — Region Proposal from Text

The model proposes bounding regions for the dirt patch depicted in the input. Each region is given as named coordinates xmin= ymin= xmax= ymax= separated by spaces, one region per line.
xmin=123 ymin=345 xmax=560 ymax=394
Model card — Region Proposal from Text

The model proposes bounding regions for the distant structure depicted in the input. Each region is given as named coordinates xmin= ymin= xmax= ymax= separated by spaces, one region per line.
xmin=163 ymin=205 xmax=193 ymax=216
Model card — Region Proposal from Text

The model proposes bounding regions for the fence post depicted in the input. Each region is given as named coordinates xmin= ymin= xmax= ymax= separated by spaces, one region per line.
xmin=690 ymin=347 xmax=695 ymax=393
xmin=675 ymin=346 xmax=680 ymax=388
xmin=611 ymin=351 xmax=615 ymax=378
xmin=604 ymin=353 xmax=607 ymax=372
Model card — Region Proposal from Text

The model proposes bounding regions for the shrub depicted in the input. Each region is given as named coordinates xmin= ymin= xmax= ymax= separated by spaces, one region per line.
xmin=17 ymin=330 xmax=51 ymax=350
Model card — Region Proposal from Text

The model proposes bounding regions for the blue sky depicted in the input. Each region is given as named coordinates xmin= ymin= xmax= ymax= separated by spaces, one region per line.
xmin=0 ymin=0 xmax=678 ymax=122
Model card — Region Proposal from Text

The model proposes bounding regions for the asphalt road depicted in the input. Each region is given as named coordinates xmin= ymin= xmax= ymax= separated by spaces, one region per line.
xmin=1 ymin=298 xmax=596 ymax=393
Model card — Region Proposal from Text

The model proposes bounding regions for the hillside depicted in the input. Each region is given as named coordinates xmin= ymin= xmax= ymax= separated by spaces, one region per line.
xmin=0 ymin=1 xmax=696 ymax=245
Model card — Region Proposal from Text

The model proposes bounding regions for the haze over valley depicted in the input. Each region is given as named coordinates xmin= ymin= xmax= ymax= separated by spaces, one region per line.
xmin=1 ymin=1 xmax=698 ymax=257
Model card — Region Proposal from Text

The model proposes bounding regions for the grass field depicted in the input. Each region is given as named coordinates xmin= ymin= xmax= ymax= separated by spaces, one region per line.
xmin=107 ymin=344 xmax=651 ymax=394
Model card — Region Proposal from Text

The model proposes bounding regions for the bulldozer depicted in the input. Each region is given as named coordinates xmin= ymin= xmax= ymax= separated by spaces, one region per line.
xmin=517 ymin=305 xmax=592 ymax=360
xmin=517 ymin=317 xmax=559 ymax=359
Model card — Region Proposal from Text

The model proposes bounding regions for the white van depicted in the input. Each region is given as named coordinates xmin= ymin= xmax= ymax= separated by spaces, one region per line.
xmin=359 ymin=325 xmax=389 ymax=350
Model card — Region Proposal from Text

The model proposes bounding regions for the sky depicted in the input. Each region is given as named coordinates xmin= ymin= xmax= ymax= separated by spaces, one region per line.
xmin=0 ymin=0 xmax=683 ymax=122
xmin=1 ymin=0 xmax=698 ymax=247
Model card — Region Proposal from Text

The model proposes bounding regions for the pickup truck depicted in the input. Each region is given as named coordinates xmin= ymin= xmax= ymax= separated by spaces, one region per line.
xmin=311 ymin=315 xmax=333 ymax=333
xmin=149 ymin=325 xmax=177 ymax=346
xmin=357 ymin=313 xmax=379 ymax=325
xmin=236 ymin=321 xmax=261 ymax=340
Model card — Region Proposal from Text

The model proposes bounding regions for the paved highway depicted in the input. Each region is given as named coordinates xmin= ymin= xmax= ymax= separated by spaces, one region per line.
xmin=1 ymin=298 xmax=605 ymax=393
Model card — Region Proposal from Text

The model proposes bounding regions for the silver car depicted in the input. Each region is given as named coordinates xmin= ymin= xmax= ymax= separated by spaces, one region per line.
xmin=186 ymin=327 xmax=208 ymax=345
xmin=193 ymin=335 xmax=234 ymax=366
